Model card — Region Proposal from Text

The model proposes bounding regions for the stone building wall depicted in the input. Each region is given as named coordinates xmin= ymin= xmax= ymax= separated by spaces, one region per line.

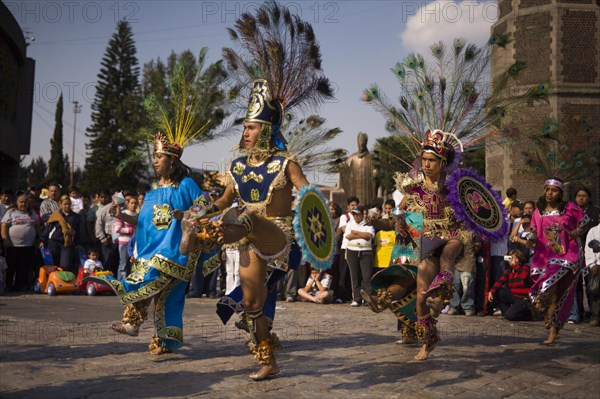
xmin=489 ymin=0 xmax=600 ymax=203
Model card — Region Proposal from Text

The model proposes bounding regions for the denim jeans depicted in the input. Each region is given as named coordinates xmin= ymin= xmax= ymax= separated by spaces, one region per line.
xmin=450 ymin=270 xmax=475 ymax=313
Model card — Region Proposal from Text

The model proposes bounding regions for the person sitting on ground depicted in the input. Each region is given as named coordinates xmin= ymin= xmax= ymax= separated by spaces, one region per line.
xmin=488 ymin=249 xmax=533 ymax=321
xmin=297 ymin=268 xmax=333 ymax=304
xmin=83 ymin=249 xmax=104 ymax=274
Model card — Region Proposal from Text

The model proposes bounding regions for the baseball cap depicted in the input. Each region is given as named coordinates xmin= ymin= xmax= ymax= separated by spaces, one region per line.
xmin=350 ymin=205 xmax=364 ymax=214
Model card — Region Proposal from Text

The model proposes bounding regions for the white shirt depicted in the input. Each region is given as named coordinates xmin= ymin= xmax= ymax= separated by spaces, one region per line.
xmin=70 ymin=197 xmax=84 ymax=213
xmin=585 ymin=225 xmax=600 ymax=268
xmin=339 ymin=212 xmax=350 ymax=250
xmin=84 ymin=259 xmax=103 ymax=272
xmin=392 ymin=190 xmax=404 ymax=207
xmin=344 ymin=218 xmax=375 ymax=251
xmin=305 ymin=273 xmax=333 ymax=294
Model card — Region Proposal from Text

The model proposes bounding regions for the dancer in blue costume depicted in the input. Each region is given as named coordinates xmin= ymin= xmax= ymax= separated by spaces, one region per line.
xmin=181 ymin=2 xmax=335 ymax=380
xmin=181 ymin=79 xmax=312 ymax=380
xmin=87 ymin=132 xmax=207 ymax=354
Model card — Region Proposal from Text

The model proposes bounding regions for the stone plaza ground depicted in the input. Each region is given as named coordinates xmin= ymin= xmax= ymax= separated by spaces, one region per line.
xmin=0 ymin=293 xmax=599 ymax=399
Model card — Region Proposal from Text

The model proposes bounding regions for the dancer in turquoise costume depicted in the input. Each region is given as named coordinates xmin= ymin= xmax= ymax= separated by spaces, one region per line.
xmin=87 ymin=132 xmax=208 ymax=354
xmin=85 ymin=59 xmax=216 ymax=354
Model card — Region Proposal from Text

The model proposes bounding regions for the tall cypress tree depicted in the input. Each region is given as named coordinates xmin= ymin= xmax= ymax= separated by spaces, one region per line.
xmin=84 ymin=20 xmax=143 ymax=193
xmin=47 ymin=94 xmax=66 ymax=186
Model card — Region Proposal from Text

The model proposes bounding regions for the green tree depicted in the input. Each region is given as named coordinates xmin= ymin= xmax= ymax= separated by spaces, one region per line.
xmin=17 ymin=156 xmax=48 ymax=189
xmin=84 ymin=20 xmax=144 ymax=193
xmin=47 ymin=94 xmax=66 ymax=186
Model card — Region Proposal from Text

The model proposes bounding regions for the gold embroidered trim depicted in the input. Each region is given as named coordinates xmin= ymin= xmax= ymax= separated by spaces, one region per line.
xmin=155 ymin=278 xmax=184 ymax=343
xmin=148 ymin=253 xmax=199 ymax=281
xmin=227 ymin=153 xmax=291 ymax=215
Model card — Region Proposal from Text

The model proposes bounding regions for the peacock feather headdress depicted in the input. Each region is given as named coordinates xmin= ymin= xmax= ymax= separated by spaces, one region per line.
xmin=362 ymin=36 xmax=549 ymax=161
xmin=519 ymin=115 xmax=599 ymax=186
xmin=223 ymin=0 xmax=334 ymax=154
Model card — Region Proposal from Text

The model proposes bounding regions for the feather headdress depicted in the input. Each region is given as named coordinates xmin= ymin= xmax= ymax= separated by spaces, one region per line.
xmin=362 ymin=37 xmax=549 ymax=160
xmin=519 ymin=115 xmax=599 ymax=185
xmin=223 ymin=0 xmax=334 ymax=153
xmin=144 ymin=48 xmax=214 ymax=157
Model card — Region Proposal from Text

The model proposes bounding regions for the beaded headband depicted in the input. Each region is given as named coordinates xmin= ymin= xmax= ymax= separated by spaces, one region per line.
xmin=544 ymin=178 xmax=563 ymax=189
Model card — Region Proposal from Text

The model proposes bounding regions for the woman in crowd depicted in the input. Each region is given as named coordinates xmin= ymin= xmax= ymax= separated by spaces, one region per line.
xmin=1 ymin=193 xmax=41 ymax=290
xmin=40 ymin=195 xmax=80 ymax=273
xmin=528 ymin=178 xmax=587 ymax=345
xmin=113 ymin=196 xmax=138 ymax=280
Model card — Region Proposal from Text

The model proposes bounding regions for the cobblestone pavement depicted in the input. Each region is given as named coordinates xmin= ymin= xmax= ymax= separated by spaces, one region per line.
xmin=1 ymin=293 xmax=599 ymax=399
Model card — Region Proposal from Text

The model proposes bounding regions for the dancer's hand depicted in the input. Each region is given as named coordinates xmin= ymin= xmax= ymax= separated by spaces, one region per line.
xmin=172 ymin=209 xmax=184 ymax=220
xmin=487 ymin=292 xmax=494 ymax=302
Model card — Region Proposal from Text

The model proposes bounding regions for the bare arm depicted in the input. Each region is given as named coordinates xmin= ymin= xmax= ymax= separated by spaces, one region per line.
xmin=112 ymin=205 xmax=138 ymax=226
xmin=1 ymin=223 xmax=10 ymax=247
xmin=286 ymin=160 xmax=309 ymax=190
xmin=371 ymin=218 xmax=394 ymax=231
xmin=214 ymin=183 xmax=236 ymax=211
xmin=347 ymin=231 xmax=373 ymax=240
xmin=400 ymin=197 xmax=408 ymax=210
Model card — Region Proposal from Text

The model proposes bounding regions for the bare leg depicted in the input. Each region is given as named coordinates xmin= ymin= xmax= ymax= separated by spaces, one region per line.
xmin=223 ymin=213 xmax=286 ymax=257
xmin=297 ymin=288 xmax=318 ymax=303
xmin=544 ymin=286 xmax=560 ymax=345
xmin=239 ymin=249 xmax=280 ymax=381
xmin=415 ymin=258 xmax=439 ymax=361
xmin=361 ymin=277 xmax=416 ymax=313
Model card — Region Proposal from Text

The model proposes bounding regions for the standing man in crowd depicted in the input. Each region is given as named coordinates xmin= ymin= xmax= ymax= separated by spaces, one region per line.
xmin=39 ymin=184 xmax=61 ymax=224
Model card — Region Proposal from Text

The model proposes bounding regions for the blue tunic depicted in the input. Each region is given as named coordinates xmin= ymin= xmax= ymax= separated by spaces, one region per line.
xmin=88 ymin=177 xmax=207 ymax=349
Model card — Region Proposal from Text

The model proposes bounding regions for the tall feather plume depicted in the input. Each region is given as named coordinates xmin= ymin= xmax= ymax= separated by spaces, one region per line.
xmin=280 ymin=114 xmax=346 ymax=171
xmin=144 ymin=49 xmax=213 ymax=149
xmin=362 ymin=36 xmax=549 ymax=159
xmin=222 ymin=0 xmax=334 ymax=115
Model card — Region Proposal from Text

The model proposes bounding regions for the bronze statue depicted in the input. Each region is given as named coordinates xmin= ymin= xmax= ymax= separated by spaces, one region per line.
xmin=339 ymin=132 xmax=376 ymax=206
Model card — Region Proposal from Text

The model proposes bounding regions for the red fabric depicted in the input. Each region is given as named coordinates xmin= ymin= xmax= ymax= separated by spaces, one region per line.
xmin=490 ymin=264 xmax=532 ymax=298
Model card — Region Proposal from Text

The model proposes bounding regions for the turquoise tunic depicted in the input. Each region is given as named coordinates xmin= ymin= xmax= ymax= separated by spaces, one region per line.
xmin=89 ymin=177 xmax=207 ymax=349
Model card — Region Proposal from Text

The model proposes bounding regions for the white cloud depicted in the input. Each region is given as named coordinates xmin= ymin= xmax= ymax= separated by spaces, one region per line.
xmin=400 ymin=1 xmax=497 ymax=52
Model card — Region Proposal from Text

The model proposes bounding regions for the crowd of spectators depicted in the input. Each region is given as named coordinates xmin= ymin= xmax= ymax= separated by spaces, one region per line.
xmin=275 ymin=185 xmax=600 ymax=330
xmin=1 ymin=183 xmax=599 ymax=329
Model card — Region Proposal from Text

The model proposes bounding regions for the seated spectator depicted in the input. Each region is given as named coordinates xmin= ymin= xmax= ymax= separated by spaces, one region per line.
xmin=83 ymin=249 xmax=104 ymax=274
xmin=488 ymin=249 xmax=532 ymax=321
xmin=509 ymin=213 xmax=534 ymax=262
xmin=297 ymin=269 xmax=333 ymax=304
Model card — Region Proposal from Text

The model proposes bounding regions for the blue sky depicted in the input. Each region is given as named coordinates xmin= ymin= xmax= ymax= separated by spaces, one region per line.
xmin=10 ymin=0 xmax=496 ymax=185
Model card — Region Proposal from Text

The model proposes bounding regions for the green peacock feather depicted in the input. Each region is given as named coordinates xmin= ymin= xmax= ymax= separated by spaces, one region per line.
xmin=362 ymin=36 xmax=549 ymax=159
